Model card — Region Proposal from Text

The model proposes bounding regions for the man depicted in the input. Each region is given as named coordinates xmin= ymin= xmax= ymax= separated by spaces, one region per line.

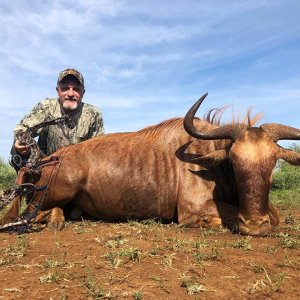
xmin=11 ymin=68 xmax=104 ymax=170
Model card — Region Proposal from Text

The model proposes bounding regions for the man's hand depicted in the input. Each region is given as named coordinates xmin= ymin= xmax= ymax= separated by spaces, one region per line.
xmin=14 ymin=139 xmax=30 ymax=155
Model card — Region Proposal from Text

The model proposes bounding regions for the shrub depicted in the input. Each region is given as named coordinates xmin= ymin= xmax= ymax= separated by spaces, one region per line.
xmin=272 ymin=144 xmax=300 ymax=190
xmin=270 ymin=189 xmax=300 ymax=208
xmin=0 ymin=157 xmax=16 ymax=191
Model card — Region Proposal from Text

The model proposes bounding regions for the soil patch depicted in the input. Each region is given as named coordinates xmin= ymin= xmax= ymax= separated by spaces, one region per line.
xmin=0 ymin=208 xmax=299 ymax=299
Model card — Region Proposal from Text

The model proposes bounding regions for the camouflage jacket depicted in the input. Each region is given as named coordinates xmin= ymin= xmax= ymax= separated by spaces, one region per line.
xmin=13 ymin=98 xmax=104 ymax=156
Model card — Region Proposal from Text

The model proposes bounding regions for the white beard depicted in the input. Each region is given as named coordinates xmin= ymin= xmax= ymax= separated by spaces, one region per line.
xmin=62 ymin=100 xmax=79 ymax=110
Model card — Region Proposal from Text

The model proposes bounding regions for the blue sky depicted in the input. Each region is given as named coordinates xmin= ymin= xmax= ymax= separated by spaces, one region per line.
xmin=1 ymin=0 xmax=300 ymax=160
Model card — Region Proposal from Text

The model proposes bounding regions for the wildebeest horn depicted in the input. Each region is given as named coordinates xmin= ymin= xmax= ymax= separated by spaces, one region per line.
xmin=260 ymin=123 xmax=300 ymax=142
xmin=183 ymin=93 xmax=247 ymax=141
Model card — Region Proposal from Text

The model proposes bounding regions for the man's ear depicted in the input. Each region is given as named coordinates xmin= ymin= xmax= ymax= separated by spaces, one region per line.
xmin=82 ymin=88 xmax=85 ymax=96
xmin=56 ymin=86 xmax=59 ymax=93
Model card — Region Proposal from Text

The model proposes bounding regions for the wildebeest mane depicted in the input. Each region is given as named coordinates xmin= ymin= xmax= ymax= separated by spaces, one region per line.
xmin=136 ymin=118 xmax=184 ymax=137
xmin=135 ymin=107 xmax=263 ymax=140
xmin=204 ymin=107 xmax=263 ymax=127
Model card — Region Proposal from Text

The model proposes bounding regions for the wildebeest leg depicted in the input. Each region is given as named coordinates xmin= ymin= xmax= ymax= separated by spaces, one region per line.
xmin=269 ymin=203 xmax=279 ymax=226
xmin=179 ymin=214 xmax=223 ymax=227
xmin=34 ymin=207 xmax=65 ymax=231
xmin=178 ymin=200 xmax=279 ymax=230
xmin=178 ymin=199 xmax=238 ymax=228
xmin=0 ymin=195 xmax=22 ymax=225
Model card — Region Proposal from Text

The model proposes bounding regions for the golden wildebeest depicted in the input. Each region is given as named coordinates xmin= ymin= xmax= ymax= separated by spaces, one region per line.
xmin=2 ymin=93 xmax=300 ymax=236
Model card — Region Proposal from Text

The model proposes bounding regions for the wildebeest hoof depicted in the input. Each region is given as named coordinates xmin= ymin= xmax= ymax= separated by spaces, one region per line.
xmin=47 ymin=208 xmax=65 ymax=231
xmin=47 ymin=219 xmax=65 ymax=231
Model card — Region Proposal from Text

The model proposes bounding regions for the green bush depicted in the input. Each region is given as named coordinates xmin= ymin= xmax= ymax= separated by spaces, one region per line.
xmin=272 ymin=144 xmax=300 ymax=190
xmin=270 ymin=189 xmax=300 ymax=208
xmin=0 ymin=157 xmax=16 ymax=191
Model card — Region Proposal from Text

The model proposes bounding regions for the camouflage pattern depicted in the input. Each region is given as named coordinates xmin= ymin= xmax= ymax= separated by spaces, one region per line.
xmin=13 ymin=98 xmax=104 ymax=156
xmin=57 ymin=68 xmax=84 ymax=86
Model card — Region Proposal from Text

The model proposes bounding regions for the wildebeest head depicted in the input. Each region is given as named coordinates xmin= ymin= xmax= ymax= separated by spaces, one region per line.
xmin=184 ymin=93 xmax=300 ymax=236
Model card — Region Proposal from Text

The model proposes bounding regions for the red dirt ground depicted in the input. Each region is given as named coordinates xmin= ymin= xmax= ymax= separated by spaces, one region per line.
xmin=0 ymin=207 xmax=299 ymax=300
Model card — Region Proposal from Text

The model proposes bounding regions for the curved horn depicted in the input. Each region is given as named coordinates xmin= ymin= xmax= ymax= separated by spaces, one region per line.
xmin=260 ymin=123 xmax=300 ymax=142
xmin=183 ymin=93 xmax=247 ymax=141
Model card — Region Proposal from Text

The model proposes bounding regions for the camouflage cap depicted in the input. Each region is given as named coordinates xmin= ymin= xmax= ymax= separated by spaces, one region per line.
xmin=57 ymin=68 xmax=84 ymax=86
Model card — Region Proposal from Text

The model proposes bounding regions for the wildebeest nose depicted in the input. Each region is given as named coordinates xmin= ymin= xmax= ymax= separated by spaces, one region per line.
xmin=238 ymin=214 xmax=271 ymax=236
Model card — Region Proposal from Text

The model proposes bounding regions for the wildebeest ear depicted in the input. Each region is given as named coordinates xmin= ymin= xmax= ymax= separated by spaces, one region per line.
xmin=192 ymin=149 xmax=228 ymax=167
xmin=279 ymin=148 xmax=300 ymax=166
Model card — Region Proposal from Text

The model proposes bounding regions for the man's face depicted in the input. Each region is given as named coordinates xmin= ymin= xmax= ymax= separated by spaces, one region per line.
xmin=57 ymin=76 xmax=85 ymax=111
